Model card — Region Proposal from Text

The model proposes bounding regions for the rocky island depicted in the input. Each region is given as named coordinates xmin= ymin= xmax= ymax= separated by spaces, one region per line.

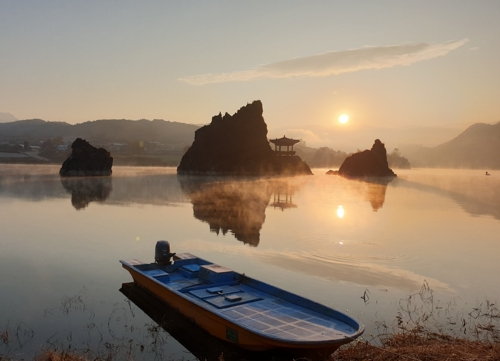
xmin=335 ymin=139 xmax=396 ymax=177
xmin=60 ymin=138 xmax=113 ymax=177
xmin=177 ymin=101 xmax=312 ymax=176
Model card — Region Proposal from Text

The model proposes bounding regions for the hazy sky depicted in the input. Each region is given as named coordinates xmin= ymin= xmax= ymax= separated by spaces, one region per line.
xmin=1 ymin=1 xmax=500 ymax=149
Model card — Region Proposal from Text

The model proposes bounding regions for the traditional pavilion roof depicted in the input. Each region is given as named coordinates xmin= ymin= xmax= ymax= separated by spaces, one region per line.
xmin=269 ymin=136 xmax=300 ymax=146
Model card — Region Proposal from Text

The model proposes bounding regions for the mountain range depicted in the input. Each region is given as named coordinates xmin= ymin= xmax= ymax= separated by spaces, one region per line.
xmin=0 ymin=118 xmax=199 ymax=148
xmin=0 ymin=112 xmax=17 ymax=123
xmin=400 ymin=122 xmax=500 ymax=169
xmin=1 ymin=117 xmax=499 ymax=169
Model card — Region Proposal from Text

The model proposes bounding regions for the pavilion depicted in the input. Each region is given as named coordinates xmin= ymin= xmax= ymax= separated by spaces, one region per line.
xmin=269 ymin=136 xmax=300 ymax=156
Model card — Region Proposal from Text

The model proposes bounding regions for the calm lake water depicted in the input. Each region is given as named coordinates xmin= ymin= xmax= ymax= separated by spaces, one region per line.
xmin=1 ymin=164 xmax=499 ymax=360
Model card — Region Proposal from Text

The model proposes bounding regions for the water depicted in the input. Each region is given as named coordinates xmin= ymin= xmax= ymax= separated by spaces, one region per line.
xmin=1 ymin=164 xmax=499 ymax=359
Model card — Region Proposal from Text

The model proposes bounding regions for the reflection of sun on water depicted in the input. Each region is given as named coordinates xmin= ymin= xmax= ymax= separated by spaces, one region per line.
xmin=336 ymin=205 xmax=345 ymax=218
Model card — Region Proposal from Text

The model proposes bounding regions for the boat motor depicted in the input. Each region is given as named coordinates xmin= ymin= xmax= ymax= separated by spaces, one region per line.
xmin=155 ymin=240 xmax=176 ymax=265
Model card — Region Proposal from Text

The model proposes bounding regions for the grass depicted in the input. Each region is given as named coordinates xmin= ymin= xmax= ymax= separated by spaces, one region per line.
xmin=11 ymin=334 xmax=500 ymax=361
xmin=0 ymin=329 xmax=8 ymax=345
xmin=331 ymin=281 xmax=500 ymax=360
xmin=34 ymin=350 xmax=90 ymax=361
xmin=2 ymin=281 xmax=500 ymax=361
xmin=3 ymin=326 xmax=500 ymax=361
xmin=331 ymin=331 xmax=500 ymax=361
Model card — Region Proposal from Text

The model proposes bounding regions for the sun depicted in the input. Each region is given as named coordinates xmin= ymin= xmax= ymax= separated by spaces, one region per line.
xmin=339 ymin=114 xmax=349 ymax=124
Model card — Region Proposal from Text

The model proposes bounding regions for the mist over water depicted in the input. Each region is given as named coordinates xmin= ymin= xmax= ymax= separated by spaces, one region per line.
xmin=1 ymin=164 xmax=499 ymax=359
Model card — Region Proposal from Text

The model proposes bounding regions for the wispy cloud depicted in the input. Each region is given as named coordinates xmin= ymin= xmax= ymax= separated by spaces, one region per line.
xmin=274 ymin=128 xmax=328 ymax=145
xmin=179 ymin=39 xmax=469 ymax=85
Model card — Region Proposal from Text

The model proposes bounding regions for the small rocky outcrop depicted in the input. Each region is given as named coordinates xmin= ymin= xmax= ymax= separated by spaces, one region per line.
xmin=177 ymin=101 xmax=312 ymax=176
xmin=60 ymin=138 xmax=113 ymax=177
xmin=338 ymin=139 xmax=396 ymax=177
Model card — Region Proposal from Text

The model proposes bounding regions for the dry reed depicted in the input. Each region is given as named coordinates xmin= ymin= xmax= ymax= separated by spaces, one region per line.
xmin=3 ymin=281 xmax=500 ymax=361
xmin=331 ymin=331 xmax=500 ymax=361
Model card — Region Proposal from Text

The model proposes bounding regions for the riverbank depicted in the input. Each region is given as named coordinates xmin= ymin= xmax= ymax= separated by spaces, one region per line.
xmin=5 ymin=333 xmax=499 ymax=361
xmin=3 ymin=295 xmax=500 ymax=361
xmin=332 ymin=332 xmax=500 ymax=360
xmin=0 ymin=154 xmax=182 ymax=167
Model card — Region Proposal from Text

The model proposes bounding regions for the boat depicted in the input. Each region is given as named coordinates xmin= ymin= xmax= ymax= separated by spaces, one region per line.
xmin=120 ymin=241 xmax=364 ymax=356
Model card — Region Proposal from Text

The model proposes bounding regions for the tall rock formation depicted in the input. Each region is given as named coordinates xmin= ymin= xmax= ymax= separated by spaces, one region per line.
xmin=60 ymin=138 xmax=113 ymax=177
xmin=177 ymin=101 xmax=312 ymax=176
xmin=339 ymin=139 xmax=396 ymax=177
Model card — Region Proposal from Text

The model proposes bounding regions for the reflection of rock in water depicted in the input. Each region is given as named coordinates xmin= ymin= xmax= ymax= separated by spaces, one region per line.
xmin=179 ymin=176 xmax=273 ymax=246
xmin=60 ymin=177 xmax=112 ymax=210
xmin=343 ymin=177 xmax=392 ymax=212
xmin=365 ymin=180 xmax=390 ymax=211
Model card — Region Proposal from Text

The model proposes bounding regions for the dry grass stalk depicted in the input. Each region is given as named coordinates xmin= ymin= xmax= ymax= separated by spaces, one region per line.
xmin=331 ymin=331 xmax=500 ymax=361
xmin=34 ymin=350 xmax=90 ymax=361
xmin=0 ymin=329 xmax=8 ymax=345
xmin=4 ymin=282 xmax=499 ymax=361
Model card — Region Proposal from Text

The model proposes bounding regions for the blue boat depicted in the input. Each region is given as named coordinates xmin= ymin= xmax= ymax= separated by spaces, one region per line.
xmin=120 ymin=241 xmax=364 ymax=356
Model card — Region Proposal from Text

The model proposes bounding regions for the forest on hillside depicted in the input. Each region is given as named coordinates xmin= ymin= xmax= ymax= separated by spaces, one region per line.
xmin=0 ymin=118 xmax=199 ymax=146
xmin=2 ymin=119 xmax=500 ymax=169
xmin=296 ymin=145 xmax=410 ymax=169
xmin=0 ymin=119 xmax=200 ymax=166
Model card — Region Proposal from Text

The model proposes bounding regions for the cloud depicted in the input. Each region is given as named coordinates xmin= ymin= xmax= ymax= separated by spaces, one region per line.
xmin=179 ymin=38 xmax=469 ymax=85
xmin=271 ymin=128 xmax=328 ymax=145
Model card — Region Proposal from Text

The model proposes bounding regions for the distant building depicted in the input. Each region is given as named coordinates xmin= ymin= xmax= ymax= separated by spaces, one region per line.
xmin=109 ymin=143 xmax=127 ymax=151
xmin=269 ymin=136 xmax=300 ymax=156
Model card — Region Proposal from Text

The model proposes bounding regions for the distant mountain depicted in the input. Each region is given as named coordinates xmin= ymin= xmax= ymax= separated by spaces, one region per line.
xmin=71 ymin=119 xmax=199 ymax=145
xmin=0 ymin=112 xmax=17 ymax=123
xmin=0 ymin=118 xmax=200 ymax=147
xmin=0 ymin=119 xmax=72 ymax=138
xmin=269 ymin=123 xmax=462 ymax=152
xmin=401 ymin=122 xmax=500 ymax=169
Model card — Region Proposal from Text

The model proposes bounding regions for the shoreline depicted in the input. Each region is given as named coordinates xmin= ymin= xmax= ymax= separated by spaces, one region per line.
xmin=2 ymin=283 xmax=499 ymax=361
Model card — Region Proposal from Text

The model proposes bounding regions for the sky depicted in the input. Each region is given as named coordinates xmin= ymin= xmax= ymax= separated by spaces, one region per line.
xmin=1 ymin=1 xmax=500 ymax=150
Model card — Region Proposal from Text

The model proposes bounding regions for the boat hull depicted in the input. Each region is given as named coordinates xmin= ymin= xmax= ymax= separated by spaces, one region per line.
xmin=124 ymin=265 xmax=277 ymax=351
xmin=120 ymin=255 xmax=363 ymax=356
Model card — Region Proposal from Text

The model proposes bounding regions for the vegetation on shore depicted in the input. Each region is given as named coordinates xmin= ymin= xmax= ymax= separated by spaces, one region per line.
xmin=295 ymin=144 xmax=411 ymax=170
xmin=3 ymin=117 xmax=500 ymax=169
xmin=2 ymin=281 xmax=499 ymax=361
xmin=3 ymin=332 xmax=499 ymax=361
xmin=332 ymin=281 xmax=500 ymax=360
xmin=331 ymin=331 xmax=500 ymax=361
xmin=1 ymin=137 xmax=412 ymax=170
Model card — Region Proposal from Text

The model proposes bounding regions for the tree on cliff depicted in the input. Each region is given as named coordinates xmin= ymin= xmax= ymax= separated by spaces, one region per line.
xmin=387 ymin=148 xmax=411 ymax=169
xmin=39 ymin=136 xmax=67 ymax=160
xmin=309 ymin=147 xmax=348 ymax=168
